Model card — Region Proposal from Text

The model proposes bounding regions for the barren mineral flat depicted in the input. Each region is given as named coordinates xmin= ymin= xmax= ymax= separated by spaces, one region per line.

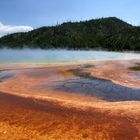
xmin=0 ymin=59 xmax=140 ymax=139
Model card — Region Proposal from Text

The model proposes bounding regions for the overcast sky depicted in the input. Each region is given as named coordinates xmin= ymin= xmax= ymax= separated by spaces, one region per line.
xmin=0 ymin=0 xmax=140 ymax=36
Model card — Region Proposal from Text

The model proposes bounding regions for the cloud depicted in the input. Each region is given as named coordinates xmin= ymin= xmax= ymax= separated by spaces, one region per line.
xmin=0 ymin=22 xmax=33 ymax=37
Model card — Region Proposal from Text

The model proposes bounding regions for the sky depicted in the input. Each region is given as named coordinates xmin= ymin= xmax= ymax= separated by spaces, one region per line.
xmin=0 ymin=0 xmax=140 ymax=36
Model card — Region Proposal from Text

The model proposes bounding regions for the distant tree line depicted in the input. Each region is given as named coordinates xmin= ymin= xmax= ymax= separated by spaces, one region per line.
xmin=0 ymin=17 xmax=140 ymax=51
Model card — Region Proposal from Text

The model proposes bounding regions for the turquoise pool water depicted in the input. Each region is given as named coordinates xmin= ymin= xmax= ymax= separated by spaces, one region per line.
xmin=0 ymin=49 xmax=140 ymax=64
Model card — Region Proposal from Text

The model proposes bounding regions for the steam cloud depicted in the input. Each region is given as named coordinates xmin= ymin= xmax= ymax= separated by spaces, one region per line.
xmin=0 ymin=22 xmax=33 ymax=37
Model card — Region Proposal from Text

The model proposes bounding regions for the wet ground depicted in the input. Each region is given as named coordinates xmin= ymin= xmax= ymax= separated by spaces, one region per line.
xmin=0 ymin=59 xmax=140 ymax=139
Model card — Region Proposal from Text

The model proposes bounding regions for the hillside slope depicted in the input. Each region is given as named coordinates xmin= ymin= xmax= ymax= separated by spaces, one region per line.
xmin=0 ymin=17 xmax=139 ymax=51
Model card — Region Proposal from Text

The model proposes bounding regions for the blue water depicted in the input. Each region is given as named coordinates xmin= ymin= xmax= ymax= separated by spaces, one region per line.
xmin=0 ymin=49 xmax=140 ymax=64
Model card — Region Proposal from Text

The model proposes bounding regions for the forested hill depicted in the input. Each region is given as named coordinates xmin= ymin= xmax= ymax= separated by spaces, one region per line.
xmin=0 ymin=17 xmax=140 ymax=51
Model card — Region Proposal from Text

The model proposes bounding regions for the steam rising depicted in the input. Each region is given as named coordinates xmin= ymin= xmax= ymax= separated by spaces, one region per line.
xmin=0 ymin=48 xmax=139 ymax=64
